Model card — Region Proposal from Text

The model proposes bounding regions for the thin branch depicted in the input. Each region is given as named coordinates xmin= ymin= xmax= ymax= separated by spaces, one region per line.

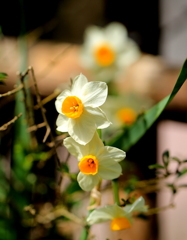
xmin=28 ymin=122 xmax=46 ymax=132
xmin=33 ymin=89 xmax=61 ymax=110
xmin=29 ymin=66 xmax=51 ymax=143
xmin=29 ymin=66 xmax=61 ymax=169
xmin=0 ymin=84 xmax=23 ymax=98
xmin=0 ymin=113 xmax=22 ymax=131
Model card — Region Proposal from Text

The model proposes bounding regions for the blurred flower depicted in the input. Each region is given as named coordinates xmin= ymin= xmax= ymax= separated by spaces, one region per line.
xmin=55 ymin=74 xmax=111 ymax=145
xmin=87 ymin=196 xmax=148 ymax=231
xmin=80 ymin=22 xmax=141 ymax=82
xmin=101 ymin=93 xmax=154 ymax=139
xmin=63 ymin=132 xmax=126 ymax=191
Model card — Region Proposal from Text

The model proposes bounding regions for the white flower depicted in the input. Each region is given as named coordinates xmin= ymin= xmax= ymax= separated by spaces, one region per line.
xmin=55 ymin=74 xmax=111 ymax=145
xmin=80 ymin=22 xmax=141 ymax=82
xmin=63 ymin=132 xmax=126 ymax=191
xmin=87 ymin=197 xmax=148 ymax=231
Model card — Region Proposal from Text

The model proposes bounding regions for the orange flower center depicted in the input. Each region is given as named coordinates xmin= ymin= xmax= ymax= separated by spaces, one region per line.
xmin=116 ymin=108 xmax=137 ymax=125
xmin=62 ymin=96 xmax=84 ymax=119
xmin=94 ymin=44 xmax=115 ymax=67
xmin=110 ymin=217 xmax=131 ymax=231
xmin=79 ymin=155 xmax=98 ymax=175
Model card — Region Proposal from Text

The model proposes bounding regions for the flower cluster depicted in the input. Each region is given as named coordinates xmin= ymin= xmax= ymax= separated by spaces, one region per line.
xmin=55 ymin=73 xmax=148 ymax=232
xmin=55 ymin=74 xmax=125 ymax=191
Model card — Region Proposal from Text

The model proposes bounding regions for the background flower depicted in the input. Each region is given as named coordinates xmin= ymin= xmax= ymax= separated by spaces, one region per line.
xmin=55 ymin=74 xmax=111 ymax=145
xmin=101 ymin=93 xmax=154 ymax=141
xmin=80 ymin=22 xmax=141 ymax=82
xmin=63 ymin=132 xmax=126 ymax=191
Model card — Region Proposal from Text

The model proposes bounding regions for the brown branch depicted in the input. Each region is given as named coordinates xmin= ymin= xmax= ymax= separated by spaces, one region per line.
xmin=29 ymin=66 xmax=51 ymax=143
xmin=34 ymin=89 xmax=61 ymax=110
xmin=28 ymin=122 xmax=46 ymax=132
xmin=0 ymin=113 xmax=22 ymax=131
xmin=29 ymin=66 xmax=61 ymax=170
xmin=0 ymin=84 xmax=23 ymax=98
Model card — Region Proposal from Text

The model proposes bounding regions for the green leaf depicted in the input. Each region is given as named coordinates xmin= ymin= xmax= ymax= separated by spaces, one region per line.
xmin=148 ymin=164 xmax=165 ymax=169
xmin=172 ymin=157 xmax=181 ymax=163
xmin=108 ymin=59 xmax=187 ymax=151
xmin=0 ymin=72 xmax=8 ymax=84
xmin=0 ymin=72 xmax=8 ymax=80
xmin=177 ymin=168 xmax=187 ymax=178
xmin=162 ymin=150 xmax=170 ymax=166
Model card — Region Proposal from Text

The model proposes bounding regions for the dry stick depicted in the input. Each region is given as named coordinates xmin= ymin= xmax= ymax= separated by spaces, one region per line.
xmin=27 ymin=122 xmax=46 ymax=132
xmin=18 ymin=69 xmax=35 ymax=128
xmin=29 ymin=66 xmax=50 ymax=143
xmin=0 ymin=84 xmax=23 ymax=98
xmin=33 ymin=89 xmax=61 ymax=110
xmin=0 ymin=113 xmax=22 ymax=131
xmin=29 ymin=66 xmax=61 ymax=168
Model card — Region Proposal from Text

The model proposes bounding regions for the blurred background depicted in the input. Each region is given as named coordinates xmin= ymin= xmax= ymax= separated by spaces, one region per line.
xmin=0 ymin=0 xmax=187 ymax=239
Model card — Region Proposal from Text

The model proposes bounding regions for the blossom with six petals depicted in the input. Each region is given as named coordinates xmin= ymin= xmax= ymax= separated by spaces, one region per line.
xmin=63 ymin=132 xmax=126 ymax=191
xmin=55 ymin=74 xmax=111 ymax=145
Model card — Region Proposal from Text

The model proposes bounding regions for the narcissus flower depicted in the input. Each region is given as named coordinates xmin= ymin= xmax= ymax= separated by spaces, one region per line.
xmin=87 ymin=196 xmax=148 ymax=231
xmin=55 ymin=74 xmax=111 ymax=145
xmin=63 ymin=132 xmax=126 ymax=191
xmin=80 ymin=22 xmax=141 ymax=82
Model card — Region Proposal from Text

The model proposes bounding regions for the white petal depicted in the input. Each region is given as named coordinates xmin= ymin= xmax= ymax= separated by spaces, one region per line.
xmin=81 ymin=81 xmax=108 ymax=107
xmin=68 ymin=111 xmax=96 ymax=145
xmin=63 ymin=137 xmax=86 ymax=160
xmin=105 ymin=22 xmax=128 ymax=51
xmin=56 ymin=89 xmax=71 ymax=100
xmin=124 ymin=197 xmax=148 ymax=213
xmin=79 ymin=131 xmax=105 ymax=157
xmin=55 ymin=90 xmax=71 ymax=114
xmin=86 ymin=107 xmax=111 ymax=129
xmin=99 ymin=146 xmax=126 ymax=162
xmin=83 ymin=25 xmax=105 ymax=49
xmin=77 ymin=172 xmax=100 ymax=191
xmin=98 ymin=161 xmax=122 ymax=180
xmin=56 ymin=114 xmax=69 ymax=132
xmin=87 ymin=205 xmax=115 ymax=224
xmin=117 ymin=41 xmax=141 ymax=68
xmin=71 ymin=74 xmax=88 ymax=96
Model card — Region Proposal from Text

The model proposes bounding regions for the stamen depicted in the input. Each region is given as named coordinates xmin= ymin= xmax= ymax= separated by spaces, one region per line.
xmin=94 ymin=44 xmax=115 ymax=67
xmin=79 ymin=155 xmax=98 ymax=175
xmin=62 ymin=96 xmax=84 ymax=119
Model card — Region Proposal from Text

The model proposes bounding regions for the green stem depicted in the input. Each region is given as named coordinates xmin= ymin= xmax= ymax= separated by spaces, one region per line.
xmin=79 ymin=225 xmax=90 ymax=240
xmin=112 ymin=179 xmax=120 ymax=205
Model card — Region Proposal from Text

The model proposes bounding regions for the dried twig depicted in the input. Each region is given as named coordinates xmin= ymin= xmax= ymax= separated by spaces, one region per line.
xmin=29 ymin=66 xmax=61 ymax=170
xmin=0 ymin=113 xmax=22 ymax=131
xmin=29 ymin=66 xmax=51 ymax=143
xmin=0 ymin=84 xmax=23 ymax=98
xmin=34 ymin=89 xmax=61 ymax=110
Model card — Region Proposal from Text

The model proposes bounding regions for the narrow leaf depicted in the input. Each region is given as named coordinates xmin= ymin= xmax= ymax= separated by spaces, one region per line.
xmin=177 ymin=168 xmax=187 ymax=178
xmin=149 ymin=164 xmax=165 ymax=169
